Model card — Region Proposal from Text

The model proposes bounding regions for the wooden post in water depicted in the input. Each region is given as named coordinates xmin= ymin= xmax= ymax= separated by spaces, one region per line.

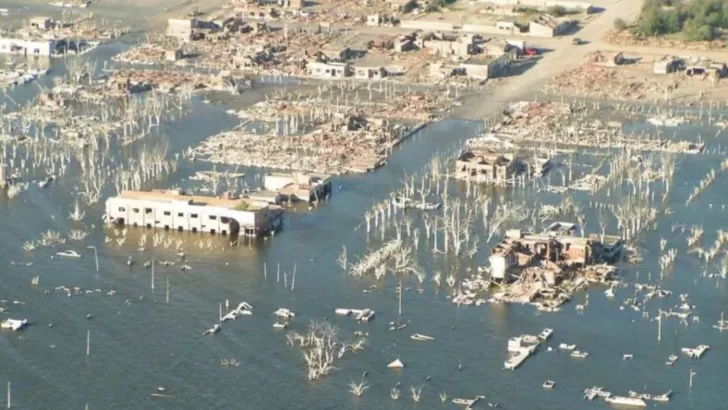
xmin=151 ymin=259 xmax=155 ymax=290
xmin=166 ymin=276 xmax=169 ymax=304
xmin=219 ymin=303 xmax=222 ymax=323
xmin=291 ymin=263 xmax=296 ymax=292
xmin=689 ymin=368 xmax=697 ymax=390
xmin=398 ymin=280 xmax=402 ymax=316
xmin=6 ymin=381 xmax=10 ymax=409
xmin=277 ymin=263 xmax=280 ymax=283
xmin=264 ymin=263 xmax=267 ymax=279
xmin=657 ymin=310 xmax=662 ymax=342
xmin=86 ymin=329 xmax=90 ymax=356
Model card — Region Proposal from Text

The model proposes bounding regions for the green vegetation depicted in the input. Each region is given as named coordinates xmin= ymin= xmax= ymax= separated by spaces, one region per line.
xmin=546 ymin=5 xmax=568 ymax=17
xmin=613 ymin=17 xmax=628 ymax=30
xmin=235 ymin=201 xmax=250 ymax=211
xmin=634 ymin=0 xmax=728 ymax=41
xmin=514 ymin=6 xmax=540 ymax=15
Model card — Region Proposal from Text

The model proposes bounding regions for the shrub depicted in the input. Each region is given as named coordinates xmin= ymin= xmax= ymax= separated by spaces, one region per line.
xmin=683 ymin=18 xmax=717 ymax=40
xmin=614 ymin=18 xmax=628 ymax=30
xmin=546 ymin=5 xmax=568 ymax=17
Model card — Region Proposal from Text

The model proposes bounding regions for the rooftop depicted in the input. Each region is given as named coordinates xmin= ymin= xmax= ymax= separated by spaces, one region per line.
xmin=532 ymin=14 xmax=562 ymax=29
xmin=118 ymin=189 xmax=270 ymax=211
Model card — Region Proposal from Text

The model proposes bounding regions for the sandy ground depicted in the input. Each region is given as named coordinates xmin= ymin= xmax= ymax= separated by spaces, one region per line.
xmin=452 ymin=0 xmax=646 ymax=120
xmin=2 ymin=0 xmax=228 ymax=32
xmin=11 ymin=0 xmax=728 ymax=117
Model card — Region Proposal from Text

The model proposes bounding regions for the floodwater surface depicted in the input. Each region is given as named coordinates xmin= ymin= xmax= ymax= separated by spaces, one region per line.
xmin=0 ymin=44 xmax=727 ymax=410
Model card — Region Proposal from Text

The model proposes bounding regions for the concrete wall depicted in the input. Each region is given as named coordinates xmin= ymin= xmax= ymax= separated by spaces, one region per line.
xmin=0 ymin=38 xmax=55 ymax=57
xmin=105 ymin=197 xmax=269 ymax=236
xmin=528 ymin=22 xmax=555 ymax=37
xmin=400 ymin=20 xmax=455 ymax=31
xmin=354 ymin=67 xmax=386 ymax=80
xmin=460 ymin=63 xmax=491 ymax=79
xmin=489 ymin=253 xmax=514 ymax=280
xmin=461 ymin=52 xmax=514 ymax=79
xmin=480 ymin=0 xmax=593 ymax=12
xmin=463 ymin=23 xmax=510 ymax=35
xmin=307 ymin=62 xmax=351 ymax=78
xmin=167 ymin=18 xmax=197 ymax=40
xmin=426 ymin=39 xmax=470 ymax=57
xmin=264 ymin=174 xmax=296 ymax=191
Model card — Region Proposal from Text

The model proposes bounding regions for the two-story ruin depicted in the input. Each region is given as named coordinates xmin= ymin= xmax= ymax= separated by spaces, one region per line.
xmin=105 ymin=189 xmax=283 ymax=237
xmin=489 ymin=222 xmax=622 ymax=281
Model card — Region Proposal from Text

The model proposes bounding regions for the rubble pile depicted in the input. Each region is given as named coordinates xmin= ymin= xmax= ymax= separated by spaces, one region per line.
xmin=604 ymin=29 xmax=723 ymax=51
xmin=541 ymin=64 xmax=670 ymax=100
xmin=106 ymin=69 xmax=239 ymax=94
xmin=498 ymin=101 xmax=573 ymax=134
xmin=194 ymin=114 xmax=418 ymax=174
xmin=113 ymin=43 xmax=171 ymax=65
xmin=491 ymin=101 xmax=705 ymax=154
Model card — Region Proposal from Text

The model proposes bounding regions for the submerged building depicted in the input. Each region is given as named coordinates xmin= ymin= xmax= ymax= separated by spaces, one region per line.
xmin=263 ymin=172 xmax=332 ymax=202
xmin=105 ymin=189 xmax=283 ymax=237
xmin=489 ymin=222 xmax=623 ymax=281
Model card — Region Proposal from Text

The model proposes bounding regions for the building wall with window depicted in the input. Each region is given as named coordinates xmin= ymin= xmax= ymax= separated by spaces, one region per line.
xmin=0 ymin=38 xmax=56 ymax=57
xmin=105 ymin=190 xmax=282 ymax=237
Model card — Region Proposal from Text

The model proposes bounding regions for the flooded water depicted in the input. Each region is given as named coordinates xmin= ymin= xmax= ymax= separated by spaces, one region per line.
xmin=1 ymin=44 xmax=728 ymax=410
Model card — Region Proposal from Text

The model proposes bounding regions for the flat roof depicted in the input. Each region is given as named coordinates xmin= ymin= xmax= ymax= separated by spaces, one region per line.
xmin=118 ymin=190 xmax=268 ymax=211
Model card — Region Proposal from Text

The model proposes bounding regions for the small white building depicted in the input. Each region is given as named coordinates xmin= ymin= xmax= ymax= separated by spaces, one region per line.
xmin=367 ymin=14 xmax=382 ymax=27
xmin=307 ymin=61 xmax=351 ymax=78
xmin=0 ymin=37 xmax=57 ymax=57
xmin=166 ymin=18 xmax=198 ymax=41
xmin=264 ymin=172 xmax=331 ymax=202
xmin=459 ymin=51 xmax=515 ymax=80
xmin=353 ymin=65 xmax=387 ymax=80
xmin=105 ymin=189 xmax=283 ymax=237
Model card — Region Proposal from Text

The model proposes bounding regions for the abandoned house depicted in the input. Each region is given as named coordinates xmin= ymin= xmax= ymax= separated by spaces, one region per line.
xmin=353 ymin=65 xmax=387 ymax=80
xmin=394 ymin=33 xmax=418 ymax=52
xmin=105 ymin=189 xmax=283 ymax=237
xmin=318 ymin=45 xmax=354 ymax=63
xmin=654 ymin=55 xmax=680 ymax=75
xmin=454 ymin=147 xmax=524 ymax=184
xmin=496 ymin=21 xmax=520 ymax=35
xmin=424 ymin=32 xmax=478 ymax=57
xmin=263 ymin=172 xmax=332 ymax=202
xmin=684 ymin=58 xmax=727 ymax=79
xmin=306 ymin=61 xmax=351 ymax=78
xmin=367 ymin=14 xmax=382 ymax=26
xmin=489 ymin=222 xmax=623 ymax=281
xmin=458 ymin=54 xmax=512 ymax=79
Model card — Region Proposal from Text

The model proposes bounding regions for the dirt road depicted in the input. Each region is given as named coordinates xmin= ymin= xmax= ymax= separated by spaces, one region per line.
xmin=455 ymin=0 xmax=644 ymax=120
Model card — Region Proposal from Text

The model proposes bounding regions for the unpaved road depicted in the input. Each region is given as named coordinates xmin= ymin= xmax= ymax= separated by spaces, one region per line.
xmin=455 ymin=0 xmax=645 ymax=120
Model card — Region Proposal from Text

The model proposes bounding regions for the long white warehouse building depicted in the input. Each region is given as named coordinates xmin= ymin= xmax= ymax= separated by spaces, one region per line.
xmin=105 ymin=190 xmax=283 ymax=237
